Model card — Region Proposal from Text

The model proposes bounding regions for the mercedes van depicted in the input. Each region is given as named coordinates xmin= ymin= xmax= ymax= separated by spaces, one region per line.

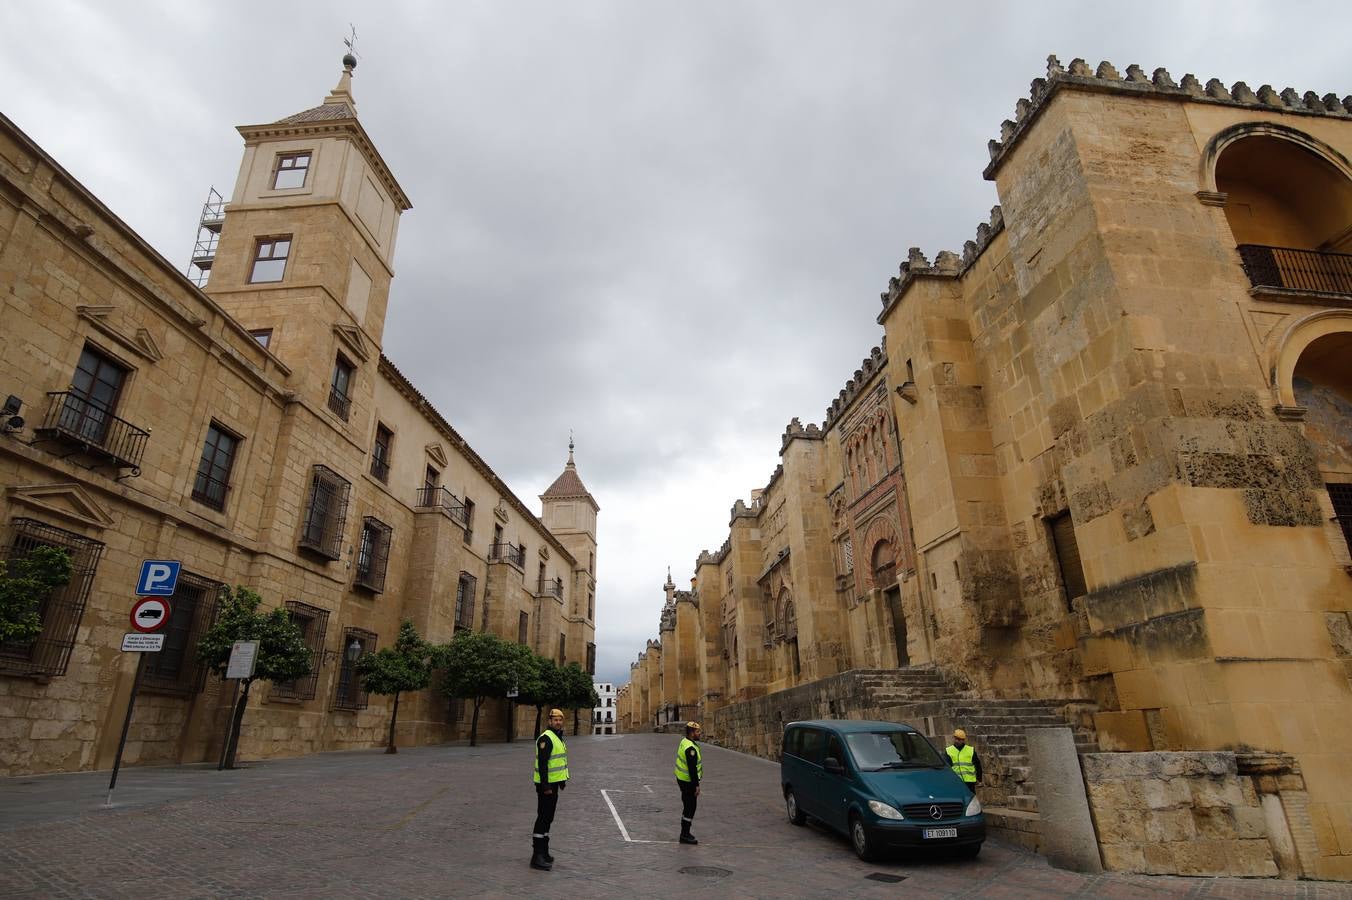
xmin=780 ymin=719 xmax=985 ymax=861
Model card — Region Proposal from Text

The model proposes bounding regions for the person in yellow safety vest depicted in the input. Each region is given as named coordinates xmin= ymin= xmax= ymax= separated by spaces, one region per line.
xmin=530 ymin=708 xmax=569 ymax=871
xmin=674 ymin=721 xmax=704 ymax=845
xmin=945 ymin=728 xmax=982 ymax=794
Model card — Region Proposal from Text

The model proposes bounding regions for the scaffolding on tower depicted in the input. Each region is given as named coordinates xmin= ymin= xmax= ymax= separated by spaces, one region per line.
xmin=185 ymin=187 xmax=224 ymax=288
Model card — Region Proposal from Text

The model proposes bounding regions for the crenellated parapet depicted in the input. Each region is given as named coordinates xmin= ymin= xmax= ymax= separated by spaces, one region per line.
xmin=779 ymin=416 xmax=824 ymax=453
xmin=659 ymin=598 xmax=676 ymax=632
xmin=824 ymin=343 xmax=889 ymax=427
xmin=674 ymin=589 xmax=697 ymax=607
xmin=877 ymin=206 xmax=1005 ymax=321
xmin=729 ymin=498 xmax=758 ymax=524
xmin=985 ymin=54 xmax=1352 ymax=180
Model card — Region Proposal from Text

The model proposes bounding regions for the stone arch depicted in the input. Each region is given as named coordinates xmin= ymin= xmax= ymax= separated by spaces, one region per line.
xmin=1274 ymin=310 xmax=1352 ymax=408
xmin=862 ymin=515 xmax=901 ymax=591
xmin=1200 ymin=122 xmax=1352 ymax=196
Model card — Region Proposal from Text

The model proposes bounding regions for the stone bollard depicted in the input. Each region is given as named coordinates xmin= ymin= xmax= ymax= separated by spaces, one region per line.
xmin=1026 ymin=726 xmax=1103 ymax=873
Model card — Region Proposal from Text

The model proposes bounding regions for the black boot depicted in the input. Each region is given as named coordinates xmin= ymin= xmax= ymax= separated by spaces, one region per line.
xmin=530 ymin=837 xmax=552 ymax=870
xmin=543 ymin=836 xmax=554 ymax=864
xmin=680 ymin=822 xmax=699 ymax=845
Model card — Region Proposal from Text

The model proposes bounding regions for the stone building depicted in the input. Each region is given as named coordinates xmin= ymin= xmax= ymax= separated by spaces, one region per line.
xmin=623 ymin=58 xmax=1352 ymax=879
xmin=592 ymin=680 xmax=616 ymax=734
xmin=0 ymin=57 xmax=597 ymax=777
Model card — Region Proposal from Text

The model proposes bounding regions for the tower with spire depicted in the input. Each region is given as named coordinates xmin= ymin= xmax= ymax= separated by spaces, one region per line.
xmin=203 ymin=51 xmax=412 ymax=425
xmin=540 ymin=438 xmax=599 ymax=648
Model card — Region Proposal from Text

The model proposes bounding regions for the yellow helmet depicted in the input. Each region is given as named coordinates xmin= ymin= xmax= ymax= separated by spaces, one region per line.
xmin=549 ymin=708 xmax=564 ymax=718
xmin=686 ymin=721 xmax=701 ymax=730
xmin=953 ymin=728 xmax=967 ymax=741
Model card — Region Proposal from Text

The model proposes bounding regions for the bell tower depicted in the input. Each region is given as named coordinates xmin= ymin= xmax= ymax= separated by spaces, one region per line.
xmin=541 ymin=438 xmax=600 ymax=627
xmin=204 ymin=51 xmax=412 ymax=420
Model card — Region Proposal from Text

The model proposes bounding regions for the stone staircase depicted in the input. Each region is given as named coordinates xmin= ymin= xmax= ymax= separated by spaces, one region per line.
xmin=848 ymin=666 xmax=1100 ymax=851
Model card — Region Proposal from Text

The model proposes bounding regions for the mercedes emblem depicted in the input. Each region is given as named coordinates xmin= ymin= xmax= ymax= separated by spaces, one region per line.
xmin=929 ymin=804 xmax=943 ymax=820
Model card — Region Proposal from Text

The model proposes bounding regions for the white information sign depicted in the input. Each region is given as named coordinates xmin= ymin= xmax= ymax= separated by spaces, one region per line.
xmin=121 ymin=633 xmax=165 ymax=652
xmin=226 ymin=640 xmax=260 ymax=679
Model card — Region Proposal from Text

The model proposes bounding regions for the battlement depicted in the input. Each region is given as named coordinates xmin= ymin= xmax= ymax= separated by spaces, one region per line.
xmin=985 ymin=55 xmax=1352 ymax=180
xmin=824 ymin=343 xmax=890 ymax=427
xmin=877 ymin=207 xmax=1004 ymax=320
xmin=779 ymin=416 xmax=824 ymax=453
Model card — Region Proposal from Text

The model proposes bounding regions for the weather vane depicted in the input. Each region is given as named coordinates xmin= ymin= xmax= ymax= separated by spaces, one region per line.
xmin=343 ymin=24 xmax=361 ymax=63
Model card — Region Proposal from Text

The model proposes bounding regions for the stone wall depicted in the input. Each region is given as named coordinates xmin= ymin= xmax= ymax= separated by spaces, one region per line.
xmin=1082 ymin=750 xmax=1303 ymax=878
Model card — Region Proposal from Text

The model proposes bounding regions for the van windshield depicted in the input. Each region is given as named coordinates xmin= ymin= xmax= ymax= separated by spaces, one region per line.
xmin=845 ymin=731 xmax=946 ymax=771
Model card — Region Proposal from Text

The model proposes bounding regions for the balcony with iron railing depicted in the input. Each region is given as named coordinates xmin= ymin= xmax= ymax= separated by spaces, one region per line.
xmin=1237 ymin=244 xmax=1352 ymax=299
xmin=369 ymin=456 xmax=390 ymax=483
xmin=35 ymin=391 xmax=149 ymax=475
xmin=415 ymin=485 xmax=470 ymax=527
xmin=536 ymin=576 xmax=564 ymax=599
xmin=327 ymin=387 xmax=352 ymax=421
xmin=489 ymin=541 xmax=526 ymax=568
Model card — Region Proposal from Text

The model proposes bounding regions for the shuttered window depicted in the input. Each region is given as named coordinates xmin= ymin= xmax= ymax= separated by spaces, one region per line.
xmin=1049 ymin=511 xmax=1087 ymax=608
xmin=271 ymin=601 xmax=330 ymax=701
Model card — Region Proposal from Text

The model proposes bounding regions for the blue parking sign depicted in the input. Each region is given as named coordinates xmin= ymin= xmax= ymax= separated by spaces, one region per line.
xmin=136 ymin=560 xmax=181 ymax=597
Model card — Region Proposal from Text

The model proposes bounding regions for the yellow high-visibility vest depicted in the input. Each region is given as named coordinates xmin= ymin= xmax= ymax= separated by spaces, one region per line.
xmin=674 ymin=737 xmax=703 ymax=782
xmin=946 ymin=744 xmax=976 ymax=783
xmin=533 ymin=730 xmax=569 ymax=783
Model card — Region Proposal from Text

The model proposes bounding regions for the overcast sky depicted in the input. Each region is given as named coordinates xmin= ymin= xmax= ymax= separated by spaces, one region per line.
xmin=2 ymin=1 xmax=1346 ymax=687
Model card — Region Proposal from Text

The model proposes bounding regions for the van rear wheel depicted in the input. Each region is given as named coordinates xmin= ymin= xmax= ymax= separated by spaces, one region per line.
xmin=849 ymin=813 xmax=877 ymax=861
xmin=785 ymin=789 xmax=806 ymax=826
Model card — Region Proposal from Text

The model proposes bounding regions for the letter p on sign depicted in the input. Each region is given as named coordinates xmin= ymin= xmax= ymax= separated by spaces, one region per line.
xmin=136 ymin=560 xmax=181 ymax=597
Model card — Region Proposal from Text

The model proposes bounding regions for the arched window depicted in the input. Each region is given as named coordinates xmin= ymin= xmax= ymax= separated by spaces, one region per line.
xmin=871 ymin=540 xmax=896 ymax=590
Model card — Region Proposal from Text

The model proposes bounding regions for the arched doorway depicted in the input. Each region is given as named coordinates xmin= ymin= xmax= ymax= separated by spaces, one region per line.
xmin=1292 ymin=330 xmax=1352 ymax=553
xmin=872 ymin=540 xmax=908 ymax=667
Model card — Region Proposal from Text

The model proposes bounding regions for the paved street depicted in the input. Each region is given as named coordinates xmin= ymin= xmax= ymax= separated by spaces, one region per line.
xmin=2 ymin=733 xmax=1350 ymax=899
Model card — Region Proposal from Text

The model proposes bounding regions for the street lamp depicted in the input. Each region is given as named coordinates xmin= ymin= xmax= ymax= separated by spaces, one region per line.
xmin=346 ymin=639 xmax=362 ymax=663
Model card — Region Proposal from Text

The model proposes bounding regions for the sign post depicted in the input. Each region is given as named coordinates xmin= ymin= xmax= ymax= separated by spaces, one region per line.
xmin=106 ymin=584 xmax=176 ymax=808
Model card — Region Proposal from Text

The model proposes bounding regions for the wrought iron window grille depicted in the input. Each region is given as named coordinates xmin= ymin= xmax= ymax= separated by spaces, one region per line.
xmin=270 ymin=601 xmax=330 ymax=701
xmin=298 ymin=465 xmax=351 ymax=560
xmin=0 ymin=518 xmax=105 ymax=678
xmin=353 ymin=516 xmax=392 ymax=593
xmin=332 ymin=627 xmax=377 ymax=710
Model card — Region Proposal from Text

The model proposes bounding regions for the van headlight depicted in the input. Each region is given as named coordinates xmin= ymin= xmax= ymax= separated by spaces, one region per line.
xmin=965 ymin=795 xmax=982 ymax=817
xmin=868 ymin=800 xmax=904 ymax=820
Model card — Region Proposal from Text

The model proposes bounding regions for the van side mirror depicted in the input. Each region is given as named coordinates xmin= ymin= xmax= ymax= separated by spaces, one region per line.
xmin=824 ymin=757 xmax=845 ymax=775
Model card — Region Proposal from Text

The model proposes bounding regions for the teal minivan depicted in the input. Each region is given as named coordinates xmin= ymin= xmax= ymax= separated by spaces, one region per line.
xmin=780 ymin=719 xmax=985 ymax=861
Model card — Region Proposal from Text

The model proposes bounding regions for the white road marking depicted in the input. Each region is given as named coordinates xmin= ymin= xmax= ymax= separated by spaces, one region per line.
xmin=601 ymin=783 xmax=682 ymax=844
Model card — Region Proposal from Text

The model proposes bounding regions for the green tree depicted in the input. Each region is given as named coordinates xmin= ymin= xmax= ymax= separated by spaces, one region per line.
xmin=356 ymin=620 xmax=432 ymax=754
xmin=518 ymin=654 xmax=568 ymax=739
xmin=561 ymin=662 xmax=600 ymax=736
xmin=0 ymin=546 xmax=72 ymax=643
xmin=437 ymin=630 xmax=519 ymax=747
xmin=196 ymin=586 xmax=312 ymax=769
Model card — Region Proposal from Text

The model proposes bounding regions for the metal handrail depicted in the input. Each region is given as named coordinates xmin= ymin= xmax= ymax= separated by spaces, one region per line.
xmin=191 ymin=472 xmax=230 ymax=510
xmin=37 ymin=391 xmax=149 ymax=472
xmin=1237 ymin=244 xmax=1352 ymax=295
xmin=537 ymin=577 xmax=563 ymax=598
xmin=415 ymin=485 xmax=469 ymax=526
xmin=327 ymin=387 xmax=351 ymax=421
xmin=489 ymin=541 xmax=526 ymax=567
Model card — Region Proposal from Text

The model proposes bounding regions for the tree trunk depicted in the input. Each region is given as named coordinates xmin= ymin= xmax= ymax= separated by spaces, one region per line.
xmin=470 ymin=697 xmax=481 ymax=747
xmin=221 ymin=679 xmax=252 ymax=770
xmin=573 ymin=707 xmax=580 ymax=736
xmin=533 ymin=704 xmax=542 ymax=738
xmin=506 ymin=699 xmax=515 ymax=743
xmin=385 ymin=691 xmax=400 ymax=754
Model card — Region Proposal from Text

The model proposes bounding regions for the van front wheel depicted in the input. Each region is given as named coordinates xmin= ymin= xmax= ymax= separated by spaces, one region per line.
xmin=785 ymin=789 xmax=806 ymax=826
xmin=849 ymin=814 xmax=877 ymax=861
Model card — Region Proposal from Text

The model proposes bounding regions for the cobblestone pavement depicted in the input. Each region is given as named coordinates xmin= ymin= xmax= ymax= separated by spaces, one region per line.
xmin=3 ymin=733 xmax=1351 ymax=899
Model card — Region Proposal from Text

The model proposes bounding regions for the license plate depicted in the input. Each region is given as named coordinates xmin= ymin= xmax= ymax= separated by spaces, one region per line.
xmin=922 ymin=827 xmax=958 ymax=839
